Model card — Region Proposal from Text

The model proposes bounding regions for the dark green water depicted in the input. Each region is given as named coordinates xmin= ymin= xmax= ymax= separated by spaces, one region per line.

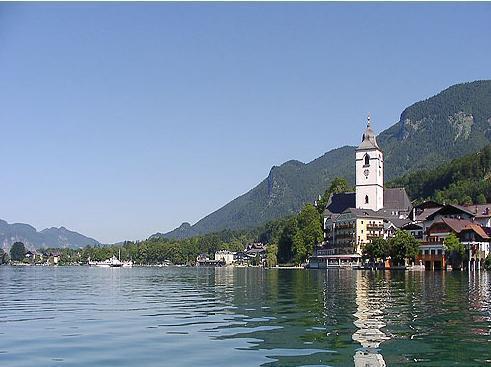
xmin=0 ymin=267 xmax=490 ymax=366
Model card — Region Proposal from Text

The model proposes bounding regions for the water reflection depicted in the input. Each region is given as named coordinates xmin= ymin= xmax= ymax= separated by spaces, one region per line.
xmin=1 ymin=267 xmax=491 ymax=367
xmin=352 ymin=271 xmax=389 ymax=367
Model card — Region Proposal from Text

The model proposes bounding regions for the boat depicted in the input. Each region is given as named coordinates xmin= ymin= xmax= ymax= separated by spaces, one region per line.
xmin=88 ymin=255 xmax=123 ymax=268
xmin=88 ymin=249 xmax=133 ymax=268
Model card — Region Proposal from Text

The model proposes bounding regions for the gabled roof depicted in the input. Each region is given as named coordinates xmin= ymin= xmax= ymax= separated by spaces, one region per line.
xmin=383 ymin=188 xmax=412 ymax=211
xmin=414 ymin=200 xmax=442 ymax=210
xmin=429 ymin=217 xmax=474 ymax=234
xmin=430 ymin=218 xmax=490 ymax=240
xmin=425 ymin=204 xmax=476 ymax=221
xmin=462 ymin=223 xmax=490 ymax=240
xmin=323 ymin=188 xmax=412 ymax=217
xmin=384 ymin=217 xmax=411 ymax=229
xmin=415 ymin=207 xmax=442 ymax=221
xmin=323 ymin=192 xmax=355 ymax=216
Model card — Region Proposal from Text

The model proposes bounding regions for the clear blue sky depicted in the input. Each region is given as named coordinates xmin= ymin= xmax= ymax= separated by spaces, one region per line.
xmin=0 ymin=3 xmax=490 ymax=243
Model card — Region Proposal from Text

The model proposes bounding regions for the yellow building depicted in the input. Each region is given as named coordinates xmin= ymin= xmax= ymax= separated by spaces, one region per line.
xmin=326 ymin=208 xmax=384 ymax=255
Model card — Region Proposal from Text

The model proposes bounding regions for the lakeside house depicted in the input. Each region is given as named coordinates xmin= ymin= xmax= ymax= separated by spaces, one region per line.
xmin=196 ymin=243 xmax=268 ymax=267
xmin=409 ymin=203 xmax=490 ymax=270
xmin=214 ymin=250 xmax=234 ymax=265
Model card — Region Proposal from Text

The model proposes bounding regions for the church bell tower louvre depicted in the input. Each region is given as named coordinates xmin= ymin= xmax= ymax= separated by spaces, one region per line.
xmin=355 ymin=114 xmax=384 ymax=211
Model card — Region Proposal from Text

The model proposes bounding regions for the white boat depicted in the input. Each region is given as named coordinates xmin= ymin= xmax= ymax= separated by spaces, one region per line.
xmin=88 ymin=250 xmax=132 ymax=268
xmin=88 ymin=255 xmax=123 ymax=268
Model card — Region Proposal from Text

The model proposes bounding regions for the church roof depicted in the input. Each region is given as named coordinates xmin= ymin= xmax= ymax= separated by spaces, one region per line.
xmin=383 ymin=187 xmax=412 ymax=212
xmin=357 ymin=115 xmax=380 ymax=150
xmin=323 ymin=187 xmax=412 ymax=216
xmin=323 ymin=192 xmax=355 ymax=216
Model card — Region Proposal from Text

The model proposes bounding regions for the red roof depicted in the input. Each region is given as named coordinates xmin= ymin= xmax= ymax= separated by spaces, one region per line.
xmin=462 ymin=223 xmax=490 ymax=239
xmin=429 ymin=218 xmax=489 ymax=239
xmin=429 ymin=217 xmax=473 ymax=234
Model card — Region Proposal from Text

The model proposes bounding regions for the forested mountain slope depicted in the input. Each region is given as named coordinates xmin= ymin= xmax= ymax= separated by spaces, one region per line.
xmin=162 ymin=80 xmax=491 ymax=239
xmin=388 ymin=144 xmax=491 ymax=205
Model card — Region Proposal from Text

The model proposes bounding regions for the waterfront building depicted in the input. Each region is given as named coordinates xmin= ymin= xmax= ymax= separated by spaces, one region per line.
xmin=311 ymin=117 xmax=491 ymax=270
xmin=214 ymin=250 xmax=235 ymax=265
xmin=310 ymin=116 xmax=411 ymax=268
xmin=405 ymin=201 xmax=491 ymax=270
xmin=418 ymin=217 xmax=490 ymax=270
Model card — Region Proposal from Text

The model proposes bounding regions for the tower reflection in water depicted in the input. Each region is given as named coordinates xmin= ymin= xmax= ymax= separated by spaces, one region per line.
xmin=352 ymin=271 xmax=390 ymax=367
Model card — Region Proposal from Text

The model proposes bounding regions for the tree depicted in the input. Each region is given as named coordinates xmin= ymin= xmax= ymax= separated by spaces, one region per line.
xmin=278 ymin=217 xmax=297 ymax=264
xmin=317 ymin=177 xmax=350 ymax=214
xmin=328 ymin=177 xmax=350 ymax=195
xmin=10 ymin=242 xmax=26 ymax=262
xmin=363 ymin=238 xmax=388 ymax=265
xmin=444 ymin=233 xmax=465 ymax=270
xmin=293 ymin=204 xmax=324 ymax=264
xmin=388 ymin=230 xmax=419 ymax=266
xmin=476 ymin=193 xmax=487 ymax=205
xmin=292 ymin=231 xmax=306 ymax=265
xmin=266 ymin=244 xmax=278 ymax=268
xmin=462 ymin=195 xmax=473 ymax=205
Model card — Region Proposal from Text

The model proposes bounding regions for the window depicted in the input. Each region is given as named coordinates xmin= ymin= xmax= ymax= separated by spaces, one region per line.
xmin=431 ymin=250 xmax=435 ymax=255
xmin=364 ymin=154 xmax=370 ymax=166
xmin=365 ymin=195 xmax=369 ymax=204
xmin=437 ymin=249 xmax=442 ymax=255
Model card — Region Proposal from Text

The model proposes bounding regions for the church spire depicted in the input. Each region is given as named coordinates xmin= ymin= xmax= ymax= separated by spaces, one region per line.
xmin=357 ymin=113 xmax=380 ymax=150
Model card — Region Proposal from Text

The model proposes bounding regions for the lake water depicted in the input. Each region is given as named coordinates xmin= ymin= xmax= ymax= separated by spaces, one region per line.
xmin=0 ymin=267 xmax=490 ymax=367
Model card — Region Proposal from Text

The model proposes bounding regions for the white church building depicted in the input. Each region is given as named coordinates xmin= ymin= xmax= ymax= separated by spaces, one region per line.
xmin=310 ymin=116 xmax=412 ymax=268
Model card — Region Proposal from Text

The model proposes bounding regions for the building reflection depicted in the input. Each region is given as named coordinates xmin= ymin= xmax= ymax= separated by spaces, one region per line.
xmin=352 ymin=271 xmax=390 ymax=367
xmin=467 ymin=271 xmax=491 ymax=336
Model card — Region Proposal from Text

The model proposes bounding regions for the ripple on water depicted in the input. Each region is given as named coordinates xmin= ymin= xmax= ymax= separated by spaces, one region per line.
xmin=0 ymin=267 xmax=490 ymax=366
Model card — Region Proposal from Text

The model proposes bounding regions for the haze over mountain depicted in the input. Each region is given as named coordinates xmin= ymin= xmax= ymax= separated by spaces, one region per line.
xmin=161 ymin=80 xmax=491 ymax=239
xmin=0 ymin=220 xmax=100 ymax=251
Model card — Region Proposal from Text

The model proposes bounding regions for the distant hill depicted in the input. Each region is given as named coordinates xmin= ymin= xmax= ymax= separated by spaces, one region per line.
xmin=162 ymin=80 xmax=491 ymax=239
xmin=0 ymin=220 xmax=100 ymax=251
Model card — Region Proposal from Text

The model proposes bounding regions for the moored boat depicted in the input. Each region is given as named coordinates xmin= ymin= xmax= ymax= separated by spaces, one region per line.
xmin=88 ymin=250 xmax=132 ymax=268
xmin=88 ymin=255 xmax=123 ymax=267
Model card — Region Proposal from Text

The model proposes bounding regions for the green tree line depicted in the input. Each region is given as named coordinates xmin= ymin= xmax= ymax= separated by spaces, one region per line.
xmin=388 ymin=144 xmax=491 ymax=205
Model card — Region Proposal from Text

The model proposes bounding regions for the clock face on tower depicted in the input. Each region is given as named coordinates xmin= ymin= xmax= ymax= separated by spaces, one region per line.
xmin=364 ymin=169 xmax=369 ymax=178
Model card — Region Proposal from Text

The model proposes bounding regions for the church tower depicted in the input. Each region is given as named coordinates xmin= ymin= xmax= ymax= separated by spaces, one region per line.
xmin=355 ymin=115 xmax=384 ymax=211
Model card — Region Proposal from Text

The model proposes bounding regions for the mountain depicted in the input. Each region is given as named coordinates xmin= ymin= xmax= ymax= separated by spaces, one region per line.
xmin=0 ymin=220 xmax=100 ymax=251
xmin=162 ymin=80 xmax=491 ymax=239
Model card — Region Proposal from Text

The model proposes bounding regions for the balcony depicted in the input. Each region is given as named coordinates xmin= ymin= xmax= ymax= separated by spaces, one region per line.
xmin=366 ymin=224 xmax=384 ymax=230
